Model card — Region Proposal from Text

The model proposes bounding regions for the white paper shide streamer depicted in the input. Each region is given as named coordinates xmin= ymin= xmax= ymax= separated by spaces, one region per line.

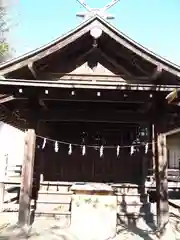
xmin=100 ymin=145 xmax=104 ymax=157
xmin=82 ymin=145 xmax=86 ymax=156
xmin=130 ymin=145 xmax=134 ymax=155
xmin=55 ymin=141 xmax=59 ymax=152
xmin=145 ymin=143 xmax=149 ymax=154
xmin=38 ymin=135 xmax=153 ymax=157
xmin=68 ymin=144 xmax=72 ymax=155
xmin=117 ymin=145 xmax=120 ymax=157
xmin=42 ymin=138 xmax=46 ymax=149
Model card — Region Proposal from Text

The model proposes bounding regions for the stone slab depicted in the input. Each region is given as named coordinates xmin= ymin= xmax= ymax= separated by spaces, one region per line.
xmin=70 ymin=194 xmax=117 ymax=240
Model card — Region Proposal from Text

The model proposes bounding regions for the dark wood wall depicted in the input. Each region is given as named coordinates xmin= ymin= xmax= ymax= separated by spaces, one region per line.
xmin=39 ymin=146 xmax=143 ymax=184
xmin=34 ymin=122 xmax=152 ymax=184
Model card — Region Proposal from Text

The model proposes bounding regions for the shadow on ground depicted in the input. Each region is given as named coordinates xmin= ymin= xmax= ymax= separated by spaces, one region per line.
xmin=0 ymin=225 xmax=80 ymax=240
xmin=116 ymin=192 xmax=169 ymax=240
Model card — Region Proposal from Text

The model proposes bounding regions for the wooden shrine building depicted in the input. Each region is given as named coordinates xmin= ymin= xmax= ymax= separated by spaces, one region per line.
xmin=0 ymin=15 xmax=180 ymax=229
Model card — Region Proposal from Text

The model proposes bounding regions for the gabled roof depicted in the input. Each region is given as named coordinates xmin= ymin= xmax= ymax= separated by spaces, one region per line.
xmin=1 ymin=15 xmax=180 ymax=79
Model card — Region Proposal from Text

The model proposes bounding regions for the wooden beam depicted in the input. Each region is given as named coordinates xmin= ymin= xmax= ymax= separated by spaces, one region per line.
xmin=0 ymin=78 xmax=179 ymax=92
xmin=11 ymin=95 xmax=147 ymax=104
xmin=164 ymin=127 xmax=180 ymax=137
xmin=34 ymin=88 xmax=153 ymax=103
xmin=28 ymin=62 xmax=37 ymax=79
xmin=39 ymin=98 xmax=48 ymax=110
xmin=0 ymin=95 xmax=15 ymax=104
xmin=49 ymin=47 xmax=94 ymax=77
xmin=41 ymin=96 xmax=145 ymax=104
xmin=28 ymin=96 xmax=47 ymax=111
xmin=21 ymin=109 xmax=155 ymax=123
xmin=150 ymin=65 xmax=163 ymax=81
xmin=0 ymin=21 xmax=93 ymax=75
xmin=132 ymin=59 xmax=150 ymax=76
xmin=18 ymin=129 xmax=36 ymax=226
xmin=104 ymin=44 xmax=156 ymax=78
xmin=99 ymin=22 xmax=180 ymax=77
xmin=54 ymin=73 xmax=129 ymax=82
xmin=100 ymin=51 xmax=133 ymax=77
xmin=137 ymin=102 xmax=152 ymax=113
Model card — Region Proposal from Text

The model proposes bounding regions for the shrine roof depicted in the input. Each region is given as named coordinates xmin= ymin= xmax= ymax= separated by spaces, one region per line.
xmin=0 ymin=15 xmax=180 ymax=82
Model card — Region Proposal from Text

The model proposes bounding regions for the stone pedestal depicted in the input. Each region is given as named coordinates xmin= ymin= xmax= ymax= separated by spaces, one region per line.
xmin=70 ymin=183 xmax=117 ymax=240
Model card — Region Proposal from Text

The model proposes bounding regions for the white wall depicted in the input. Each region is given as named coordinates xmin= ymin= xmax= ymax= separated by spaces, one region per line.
xmin=0 ymin=122 xmax=25 ymax=180
xmin=167 ymin=132 xmax=180 ymax=169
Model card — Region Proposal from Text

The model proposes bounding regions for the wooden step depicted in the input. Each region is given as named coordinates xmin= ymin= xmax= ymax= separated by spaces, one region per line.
xmin=117 ymin=212 xmax=156 ymax=226
xmin=1 ymin=203 xmax=19 ymax=212
xmin=111 ymin=184 xmax=140 ymax=193
xmin=117 ymin=211 xmax=156 ymax=218
xmin=35 ymin=202 xmax=71 ymax=213
xmin=34 ymin=210 xmax=71 ymax=217
xmin=36 ymin=200 xmax=70 ymax=204
xmin=38 ymin=193 xmax=71 ymax=200
xmin=117 ymin=202 xmax=150 ymax=215
xmin=115 ymin=188 xmax=140 ymax=195
xmin=38 ymin=191 xmax=73 ymax=195
xmin=117 ymin=194 xmax=148 ymax=204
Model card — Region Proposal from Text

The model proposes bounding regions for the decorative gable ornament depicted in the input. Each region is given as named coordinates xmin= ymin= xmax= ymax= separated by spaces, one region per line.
xmin=90 ymin=27 xmax=102 ymax=39
xmin=76 ymin=0 xmax=120 ymax=21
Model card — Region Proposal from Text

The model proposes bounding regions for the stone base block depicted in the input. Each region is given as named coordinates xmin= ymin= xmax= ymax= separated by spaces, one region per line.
xmin=70 ymin=194 xmax=117 ymax=240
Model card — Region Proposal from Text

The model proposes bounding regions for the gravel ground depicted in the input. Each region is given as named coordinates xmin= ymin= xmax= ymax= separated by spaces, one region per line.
xmin=0 ymin=211 xmax=179 ymax=240
xmin=0 ymin=202 xmax=179 ymax=239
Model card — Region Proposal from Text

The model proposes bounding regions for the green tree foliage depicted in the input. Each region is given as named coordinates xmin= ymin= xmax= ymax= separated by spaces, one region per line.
xmin=0 ymin=5 xmax=9 ymax=61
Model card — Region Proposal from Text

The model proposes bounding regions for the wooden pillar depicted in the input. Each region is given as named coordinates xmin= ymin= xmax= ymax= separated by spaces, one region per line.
xmin=18 ymin=129 xmax=36 ymax=226
xmin=0 ymin=153 xmax=8 ymax=212
xmin=0 ymin=183 xmax=5 ymax=212
xmin=0 ymin=153 xmax=5 ymax=212
xmin=152 ymin=124 xmax=156 ymax=176
xmin=154 ymin=126 xmax=169 ymax=230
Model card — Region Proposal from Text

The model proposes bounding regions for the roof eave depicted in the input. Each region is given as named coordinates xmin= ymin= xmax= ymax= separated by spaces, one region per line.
xmin=0 ymin=15 xmax=99 ymax=73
